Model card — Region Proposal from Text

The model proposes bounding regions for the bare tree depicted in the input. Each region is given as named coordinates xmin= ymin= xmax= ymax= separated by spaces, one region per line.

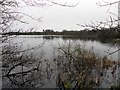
xmin=77 ymin=0 xmax=120 ymax=56
xmin=0 ymin=0 xmax=79 ymax=41
xmin=76 ymin=1 xmax=120 ymax=89
xmin=0 ymin=0 xmax=79 ymax=88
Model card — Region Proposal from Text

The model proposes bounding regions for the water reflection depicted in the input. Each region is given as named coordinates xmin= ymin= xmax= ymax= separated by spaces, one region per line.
xmin=2 ymin=35 xmax=120 ymax=88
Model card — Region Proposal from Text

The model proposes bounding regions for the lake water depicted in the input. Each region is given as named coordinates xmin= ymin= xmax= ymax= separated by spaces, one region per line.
xmin=15 ymin=35 xmax=119 ymax=61
xmin=2 ymin=35 xmax=120 ymax=88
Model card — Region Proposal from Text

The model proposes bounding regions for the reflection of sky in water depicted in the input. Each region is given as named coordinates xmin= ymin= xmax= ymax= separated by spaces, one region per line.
xmin=14 ymin=35 xmax=119 ymax=61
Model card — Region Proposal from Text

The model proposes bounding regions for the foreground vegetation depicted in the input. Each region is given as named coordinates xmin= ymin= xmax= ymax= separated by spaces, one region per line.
xmin=55 ymin=42 xmax=120 ymax=89
xmin=3 ymin=41 xmax=120 ymax=89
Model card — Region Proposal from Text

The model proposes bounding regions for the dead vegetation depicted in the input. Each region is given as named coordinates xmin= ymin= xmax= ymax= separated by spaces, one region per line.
xmin=55 ymin=42 xmax=119 ymax=89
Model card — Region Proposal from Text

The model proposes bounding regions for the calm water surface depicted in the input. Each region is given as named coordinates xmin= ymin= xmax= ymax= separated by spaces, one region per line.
xmin=15 ymin=35 xmax=119 ymax=61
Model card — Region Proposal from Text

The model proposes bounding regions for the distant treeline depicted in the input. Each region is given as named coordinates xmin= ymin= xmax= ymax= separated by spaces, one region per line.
xmin=2 ymin=27 xmax=120 ymax=39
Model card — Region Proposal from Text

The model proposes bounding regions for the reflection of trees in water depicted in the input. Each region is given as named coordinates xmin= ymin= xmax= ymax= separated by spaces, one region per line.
xmin=42 ymin=35 xmax=120 ymax=48
xmin=43 ymin=35 xmax=61 ymax=40
xmin=98 ymin=38 xmax=120 ymax=47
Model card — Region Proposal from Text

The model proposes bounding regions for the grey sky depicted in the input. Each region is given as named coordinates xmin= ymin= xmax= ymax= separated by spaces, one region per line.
xmin=16 ymin=0 xmax=118 ymax=31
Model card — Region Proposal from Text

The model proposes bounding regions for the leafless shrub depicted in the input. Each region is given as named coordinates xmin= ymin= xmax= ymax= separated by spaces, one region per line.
xmin=2 ymin=41 xmax=55 ymax=88
xmin=55 ymin=41 xmax=119 ymax=88
xmin=0 ymin=0 xmax=80 ymax=88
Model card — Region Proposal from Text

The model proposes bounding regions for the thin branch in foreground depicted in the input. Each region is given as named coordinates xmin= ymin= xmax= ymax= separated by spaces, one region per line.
xmin=103 ymin=48 xmax=120 ymax=60
xmin=47 ymin=0 xmax=79 ymax=7
xmin=97 ymin=1 xmax=119 ymax=7
xmin=4 ymin=67 xmax=39 ymax=77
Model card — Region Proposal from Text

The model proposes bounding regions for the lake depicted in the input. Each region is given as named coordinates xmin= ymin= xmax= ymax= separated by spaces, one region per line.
xmin=15 ymin=35 xmax=119 ymax=61
xmin=2 ymin=35 xmax=120 ymax=88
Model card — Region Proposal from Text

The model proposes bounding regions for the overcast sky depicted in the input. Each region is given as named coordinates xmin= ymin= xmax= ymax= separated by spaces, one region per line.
xmin=15 ymin=0 xmax=118 ymax=32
